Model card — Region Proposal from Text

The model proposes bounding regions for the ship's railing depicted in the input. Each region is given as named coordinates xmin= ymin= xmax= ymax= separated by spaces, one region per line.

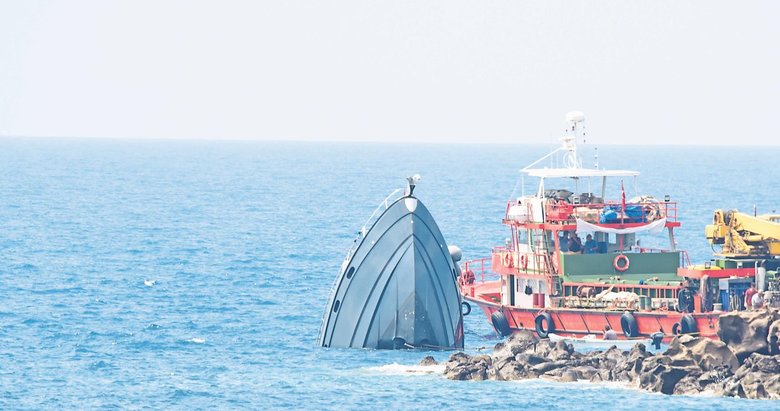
xmin=544 ymin=200 xmax=678 ymax=224
xmin=635 ymin=247 xmax=691 ymax=268
xmin=489 ymin=246 xmax=560 ymax=276
xmin=508 ymin=199 xmax=679 ymax=225
xmin=462 ymin=257 xmax=499 ymax=283
xmin=680 ymin=250 xmax=691 ymax=268
xmin=339 ymin=188 xmax=403 ymax=274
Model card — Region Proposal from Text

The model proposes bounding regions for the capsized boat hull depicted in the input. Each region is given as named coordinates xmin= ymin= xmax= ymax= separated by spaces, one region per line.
xmin=319 ymin=195 xmax=463 ymax=350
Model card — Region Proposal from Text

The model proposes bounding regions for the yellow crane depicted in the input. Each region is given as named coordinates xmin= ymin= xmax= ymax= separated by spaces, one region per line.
xmin=706 ymin=209 xmax=780 ymax=257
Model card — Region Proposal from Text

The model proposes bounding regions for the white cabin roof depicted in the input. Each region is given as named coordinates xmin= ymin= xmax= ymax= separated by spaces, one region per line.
xmin=523 ymin=167 xmax=640 ymax=179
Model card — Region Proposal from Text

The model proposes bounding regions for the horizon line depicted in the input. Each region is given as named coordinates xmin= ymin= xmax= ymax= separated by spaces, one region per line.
xmin=0 ymin=134 xmax=777 ymax=147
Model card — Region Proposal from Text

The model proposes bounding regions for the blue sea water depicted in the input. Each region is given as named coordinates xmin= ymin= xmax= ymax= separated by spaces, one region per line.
xmin=0 ymin=138 xmax=778 ymax=410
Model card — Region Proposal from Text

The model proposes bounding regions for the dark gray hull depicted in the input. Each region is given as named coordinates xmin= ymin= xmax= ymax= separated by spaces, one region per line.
xmin=319 ymin=195 xmax=464 ymax=349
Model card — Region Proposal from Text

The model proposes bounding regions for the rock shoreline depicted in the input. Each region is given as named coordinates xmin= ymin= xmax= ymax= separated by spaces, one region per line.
xmin=425 ymin=308 xmax=780 ymax=399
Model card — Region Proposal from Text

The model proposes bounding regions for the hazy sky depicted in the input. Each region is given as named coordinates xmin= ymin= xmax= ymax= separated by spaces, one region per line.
xmin=1 ymin=1 xmax=778 ymax=145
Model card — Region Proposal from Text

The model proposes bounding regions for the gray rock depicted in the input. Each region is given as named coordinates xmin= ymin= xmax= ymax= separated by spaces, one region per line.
xmin=531 ymin=360 xmax=568 ymax=374
xmin=570 ymin=365 xmax=599 ymax=380
xmin=718 ymin=308 xmax=780 ymax=363
xmin=721 ymin=353 xmax=780 ymax=399
xmin=559 ymin=369 xmax=579 ymax=382
xmin=638 ymin=363 xmax=700 ymax=395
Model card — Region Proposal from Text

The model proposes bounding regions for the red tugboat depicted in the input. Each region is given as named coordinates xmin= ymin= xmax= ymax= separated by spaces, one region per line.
xmin=460 ymin=112 xmax=756 ymax=342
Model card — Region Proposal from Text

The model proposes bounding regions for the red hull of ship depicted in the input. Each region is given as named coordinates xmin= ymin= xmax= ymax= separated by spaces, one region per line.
xmin=463 ymin=282 xmax=720 ymax=342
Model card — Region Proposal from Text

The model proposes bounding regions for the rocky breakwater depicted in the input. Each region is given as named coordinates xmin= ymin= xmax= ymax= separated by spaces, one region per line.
xmin=427 ymin=308 xmax=780 ymax=399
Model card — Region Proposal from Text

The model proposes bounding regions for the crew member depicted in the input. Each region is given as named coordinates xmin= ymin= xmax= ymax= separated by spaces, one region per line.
xmin=560 ymin=232 xmax=570 ymax=252
xmin=752 ymin=291 xmax=764 ymax=310
xmin=603 ymin=325 xmax=618 ymax=340
xmin=744 ymin=283 xmax=758 ymax=311
xmin=583 ymin=234 xmax=598 ymax=254
xmin=567 ymin=233 xmax=582 ymax=253
xmin=678 ymin=282 xmax=694 ymax=313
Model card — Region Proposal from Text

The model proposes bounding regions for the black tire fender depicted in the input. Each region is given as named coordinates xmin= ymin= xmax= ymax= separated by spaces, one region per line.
xmin=680 ymin=314 xmax=697 ymax=335
xmin=461 ymin=301 xmax=472 ymax=316
xmin=534 ymin=312 xmax=555 ymax=339
xmin=491 ymin=311 xmax=511 ymax=337
xmin=620 ymin=311 xmax=639 ymax=337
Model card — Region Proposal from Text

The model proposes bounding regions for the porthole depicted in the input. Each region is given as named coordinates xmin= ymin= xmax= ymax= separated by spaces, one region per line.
xmin=333 ymin=300 xmax=340 ymax=312
xmin=346 ymin=267 xmax=355 ymax=279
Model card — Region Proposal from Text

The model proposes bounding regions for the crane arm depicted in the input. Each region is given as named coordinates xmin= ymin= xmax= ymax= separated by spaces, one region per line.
xmin=706 ymin=209 xmax=780 ymax=257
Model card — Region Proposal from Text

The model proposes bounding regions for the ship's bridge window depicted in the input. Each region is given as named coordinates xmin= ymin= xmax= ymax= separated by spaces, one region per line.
xmin=517 ymin=229 xmax=528 ymax=244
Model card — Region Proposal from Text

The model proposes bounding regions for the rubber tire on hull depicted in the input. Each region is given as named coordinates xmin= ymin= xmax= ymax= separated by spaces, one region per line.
xmin=680 ymin=314 xmax=697 ymax=335
xmin=534 ymin=312 xmax=555 ymax=339
xmin=491 ymin=311 xmax=511 ymax=337
xmin=620 ymin=311 xmax=639 ymax=337
xmin=461 ymin=301 xmax=471 ymax=316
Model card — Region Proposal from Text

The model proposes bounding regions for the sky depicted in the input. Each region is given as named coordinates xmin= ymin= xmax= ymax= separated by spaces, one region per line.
xmin=0 ymin=1 xmax=778 ymax=145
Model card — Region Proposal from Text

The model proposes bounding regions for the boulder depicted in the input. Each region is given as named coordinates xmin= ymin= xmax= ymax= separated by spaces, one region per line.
xmin=559 ymin=369 xmax=579 ymax=382
xmin=531 ymin=360 xmax=569 ymax=374
xmin=448 ymin=351 xmax=471 ymax=364
xmin=672 ymin=374 xmax=703 ymax=395
xmin=569 ymin=365 xmax=599 ymax=380
xmin=612 ymin=343 xmax=651 ymax=380
xmin=492 ymin=330 xmax=538 ymax=360
xmin=443 ymin=353 xmax=491 ymax=381
xmin=492 ymin=359 xmax=531 ymax=381
xmin=697 ymin=365 xmax=733 ymax=390
xmin=638 ymin=362 xmax=701 ymax=395
xmin=666 ymin=335 xmax=739 ymax=372
xmin=722 ymin=353 xmax=780 ymax=399
xmin=718 ymin=308 xmax=780 ymax=363
xmin=418 ymin=356 xmax=438 ymax=366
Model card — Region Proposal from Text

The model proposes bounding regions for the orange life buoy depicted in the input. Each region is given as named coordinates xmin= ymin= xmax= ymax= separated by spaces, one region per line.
xmin=613 ymin=254 xmax=630 ymax=272
xmin=504 ymin=253 xmax=514 ymax=268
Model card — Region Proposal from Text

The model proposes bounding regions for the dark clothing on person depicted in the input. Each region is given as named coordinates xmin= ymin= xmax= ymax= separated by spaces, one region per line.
xmin=678 ymin=288 xmax=694 ymax=313
xmin=584 ymin=238 xmax=598 ymax=254
xmin=567 ymin=236 xmax=582 ymax=253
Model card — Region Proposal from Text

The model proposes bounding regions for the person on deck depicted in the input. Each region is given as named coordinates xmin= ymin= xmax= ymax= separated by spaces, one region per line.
xmin=560 ymin=232 xmax=570 ymax=252
xmin=678 ymin=282 xmax=694 ymax=313
xmin=603 ymin=325 xmax=618 ymax=340
xmin=567 ymin=233 xmax=582 ymax=253
xmin=744 ymin=283 xmax=758 ymax=311
xmin=752 ymin=291 xmax=764 ymax=310
xmin=583 ymin=234 xmax=598 ymax=254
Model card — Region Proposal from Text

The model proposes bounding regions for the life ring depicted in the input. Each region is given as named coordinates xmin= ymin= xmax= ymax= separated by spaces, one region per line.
xmin=620 ymin=311 xmax=639 ymax=337
xmin=671 ymin=322 xmax=682 ymax=335
xmin=491 ymin=311 xmax=511 ymax=337
xmin=613 ymin=254 xmax=630 ymax=272
xmin=534 ymin=312 xmax=555 ymax=339
xmin=504 ymin=253 xmax=514 ymax=268
xmin=520 ymin=254 xmax=528 ymax=270
xmin=680 ymin=314 xmax=697 ymax=335
xmin=461 ymin=301 xmax=472 ymax=316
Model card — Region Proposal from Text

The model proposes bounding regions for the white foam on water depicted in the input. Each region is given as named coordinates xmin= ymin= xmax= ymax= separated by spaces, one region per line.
xmin=144 ymin=279 xmax=156 ymax=287
xmin=364 ymin=363 xmax=445 ymax=376
xmin=189 ymin=338 xmax=206 ymax=344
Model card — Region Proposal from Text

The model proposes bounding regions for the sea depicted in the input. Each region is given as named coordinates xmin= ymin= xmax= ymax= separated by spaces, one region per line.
xmin=0 ymin=138 xmax=778 ymax=410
